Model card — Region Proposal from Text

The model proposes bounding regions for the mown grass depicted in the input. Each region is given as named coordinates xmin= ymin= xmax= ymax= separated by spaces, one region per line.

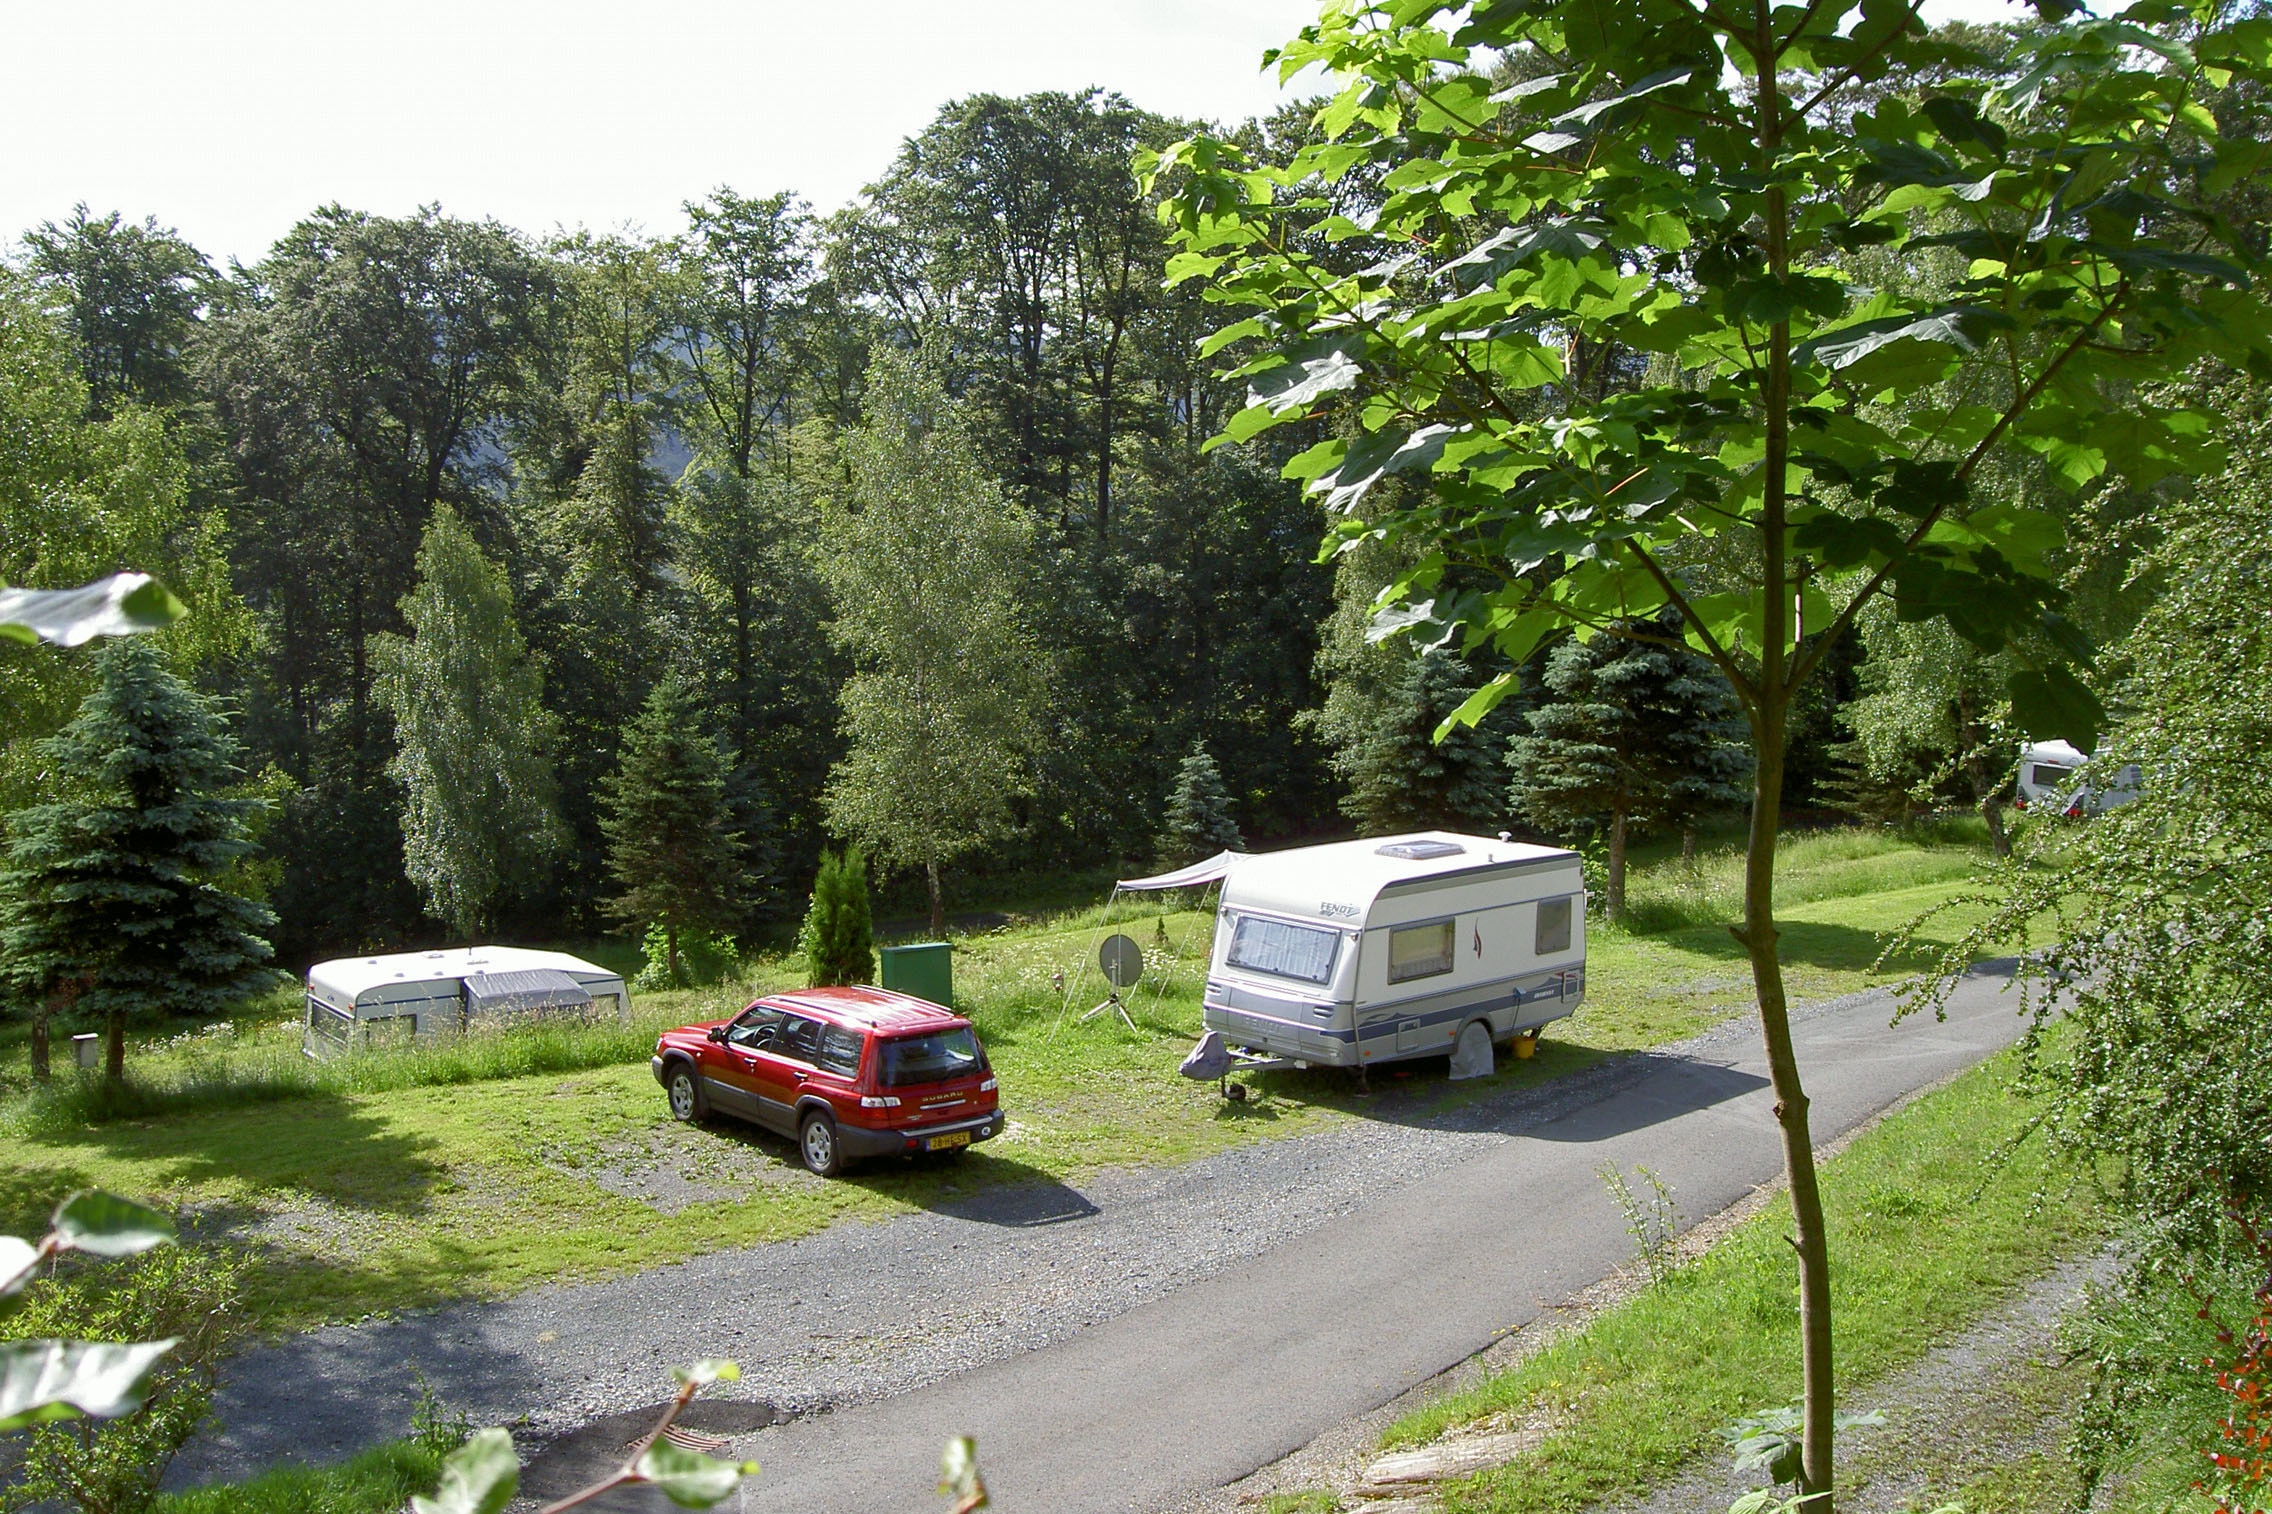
xmin=152 ymin=1439 xmax=443 ymax=1514
xmin=1376 ymin=1038 xmax=2097 ymax=1514
xmin=0 ymin=824 xmax=2014 ymax=1330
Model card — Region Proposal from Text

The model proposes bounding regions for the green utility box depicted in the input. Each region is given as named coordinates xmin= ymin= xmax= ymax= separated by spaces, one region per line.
xmin=879 ymin=942 xmax=954 ymax=1009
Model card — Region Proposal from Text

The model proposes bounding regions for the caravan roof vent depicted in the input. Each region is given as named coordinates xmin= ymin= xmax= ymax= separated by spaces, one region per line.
xmin=1375 ymin=839 xmax=1465 ymax=860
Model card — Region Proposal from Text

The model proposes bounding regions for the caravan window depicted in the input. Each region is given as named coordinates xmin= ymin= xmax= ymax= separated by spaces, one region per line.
xmin=2030 ymin=763 xmax=2074 ymax=790
xmin=307 ymin=997 xmax=351 ymax=1045
xmin=1535 ymin=897 xmax=1574 ymax=955
xmin=1226 ymin=915 xmax=1340 ymax=985
xmin=1386 ymin=920 xmax=1456 ymax=983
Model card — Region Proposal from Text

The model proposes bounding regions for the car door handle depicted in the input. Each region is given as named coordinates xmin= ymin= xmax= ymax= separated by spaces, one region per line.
xmin=789 ymin=1070 xmax=808 ymax=1084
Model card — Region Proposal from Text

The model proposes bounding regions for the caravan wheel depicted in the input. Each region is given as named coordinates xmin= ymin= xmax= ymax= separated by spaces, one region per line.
xmin=1449 ymin=1021 xmax=1495 ymax=1080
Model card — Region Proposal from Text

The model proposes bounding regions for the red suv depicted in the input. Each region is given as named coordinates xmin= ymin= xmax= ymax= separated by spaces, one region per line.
xmin=651 ymin=986 xmax=1003 ymax=1177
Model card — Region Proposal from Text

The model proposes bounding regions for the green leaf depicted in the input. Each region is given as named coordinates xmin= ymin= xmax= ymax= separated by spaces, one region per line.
xmin=0 ymin=573 xmax=187 ymax=648
xmin=1247 ymin=334 xmax=1366 ymax=413
xmin=2009 ymin=665 xmax=2103 ymax=750
xmin=632 ymin=1437 xmax=759 ymax=1509
xmin=51 ymin=1192 xmax=176 ymax=1258
xmin=411 ymin=1427 xmax=520 ymax=1514
xmin=1796 ymin=307 xmax=2001 ymax=373
xmin=939 ymin=1435 xmax=989 ymax=1510
xmin=0 ymin=1339 xmax=178 ymax=1429
xmin=1433 ymin=672 xmax=1519 ymax=740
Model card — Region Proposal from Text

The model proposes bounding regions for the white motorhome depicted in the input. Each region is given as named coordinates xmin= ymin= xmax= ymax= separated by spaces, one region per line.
xmin=302 ymin=946 xmax=630 ymax=1058
xmin=2015 ymin=739 xmax=2141 ymax=816
xmin=1199 ymin=831 xmax=1585 ymax=1078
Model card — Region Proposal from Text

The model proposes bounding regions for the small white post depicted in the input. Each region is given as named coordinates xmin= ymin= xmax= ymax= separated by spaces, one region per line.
xmin=71 ymin=1033 xmax=99 ymax=1071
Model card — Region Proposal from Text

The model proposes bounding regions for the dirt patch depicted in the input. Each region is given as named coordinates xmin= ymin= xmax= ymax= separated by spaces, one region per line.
xmin=564 ymin=1121 xmax=819 ymax=1215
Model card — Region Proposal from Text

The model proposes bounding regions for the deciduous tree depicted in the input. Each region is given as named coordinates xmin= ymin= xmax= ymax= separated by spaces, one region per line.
xmin=818 ymin=353 xmax=1049 ymax=934
xmin=1154 ymin=1 xmax=2272 ymax=1495
xmin=372 ymin=506 xmax=565 ymax=938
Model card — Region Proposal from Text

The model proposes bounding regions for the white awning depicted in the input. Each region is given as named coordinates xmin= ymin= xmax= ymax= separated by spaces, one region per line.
xmin=1115 ymin=851 xmax=1244 ymax=891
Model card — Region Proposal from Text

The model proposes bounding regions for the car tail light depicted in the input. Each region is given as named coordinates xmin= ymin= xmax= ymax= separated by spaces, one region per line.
xmin=860 ymin=1095 xmax=901 ymax=1109
xmin=979 ymin=1077 xmax=997 ymax=1092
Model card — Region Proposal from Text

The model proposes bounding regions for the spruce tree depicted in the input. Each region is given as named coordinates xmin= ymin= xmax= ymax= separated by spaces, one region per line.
xmin=1507 ymin=616 xmax=1752 ymax=920
xmin=1156 ymin=744 xmax=1243 ymax=867
xmin=598 ymin=675 xmax=749 ymax=985
xmin=1342 ymin=650 xmax=1508 ymax=837
xmin=798 ymin=848 xmax=875 ymax=988
xmin=0 ymin=639 xmax=277 ymax=1081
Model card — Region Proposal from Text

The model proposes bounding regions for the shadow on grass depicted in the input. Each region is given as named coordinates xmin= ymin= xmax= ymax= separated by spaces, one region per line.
xmin=14 ymin=1092 xmax=446 ymax=1218
xmin=1617 ymin=917 xmax=1951 ymax=976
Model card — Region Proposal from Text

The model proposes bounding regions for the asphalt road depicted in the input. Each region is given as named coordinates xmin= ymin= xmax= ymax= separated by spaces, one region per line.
xmin=719 ymin=964 xmax=2031 ymax=1514
xmin=170 ymin=964 xmax=2032 ymax=1512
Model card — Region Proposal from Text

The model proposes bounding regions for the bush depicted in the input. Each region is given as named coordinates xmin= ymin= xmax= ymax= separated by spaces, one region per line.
xmin=2 ymin=1243 xmax=249 ymax=1514
xmin=799 ymin=848 xmax=875 ymax=987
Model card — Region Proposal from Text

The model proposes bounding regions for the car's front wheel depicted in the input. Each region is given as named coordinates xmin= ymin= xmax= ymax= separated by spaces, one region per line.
xmin=800 ymin=1110 xmax=846 ymax=1177
xmin=665 ymin=1062 xmax=704 ymax=1122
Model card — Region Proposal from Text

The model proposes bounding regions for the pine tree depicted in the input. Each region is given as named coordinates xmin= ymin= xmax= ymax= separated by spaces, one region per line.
xmin=798 ymin=848 xmax=875 ymax=988
xmin=1343 ymin=650 xmax=1509 ymax=837
xmin=598 ymin=675 xmax=750 ymax=985
xmin=0 ymin=639 xmax=278 ymax=1081
xmin=1156 ymin=744 xmax=1243 ymax=867
xmin=1506 ymin=616 xmax=1752 ymax=920
xmin=373 ymin=506 xmax=566 ymax=937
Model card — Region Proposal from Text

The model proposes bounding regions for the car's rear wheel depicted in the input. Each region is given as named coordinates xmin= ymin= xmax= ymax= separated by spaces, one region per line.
xmin=800 ymin=1110 xmax=846 ymax=1177
xmin=665 ymin=1062 xmax=704 ymax=1122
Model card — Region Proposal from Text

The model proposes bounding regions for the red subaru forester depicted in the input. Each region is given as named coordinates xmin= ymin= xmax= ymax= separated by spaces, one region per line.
xmin=650 ymin=986 xmax=1003 ymax=1177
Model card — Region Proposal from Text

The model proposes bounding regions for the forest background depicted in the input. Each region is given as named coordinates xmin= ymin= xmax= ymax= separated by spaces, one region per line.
xmin=0 ymin=75 xmax=2081 ymax=969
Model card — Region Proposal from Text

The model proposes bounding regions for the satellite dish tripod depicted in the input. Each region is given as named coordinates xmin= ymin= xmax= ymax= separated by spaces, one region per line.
xmin=1084 ymin=933 xmax=1144 ymax=1032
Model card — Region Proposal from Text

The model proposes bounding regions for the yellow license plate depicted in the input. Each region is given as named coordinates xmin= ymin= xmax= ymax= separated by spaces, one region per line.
xmin=927 ymin=1130 xmax=972 ymax=1152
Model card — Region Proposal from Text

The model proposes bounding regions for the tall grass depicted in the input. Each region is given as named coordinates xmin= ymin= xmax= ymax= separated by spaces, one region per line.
xmin=1612 ymin=819 xmax=1990 ymax=935
xmin=1 ymin=986 xmax=750 ymax=1136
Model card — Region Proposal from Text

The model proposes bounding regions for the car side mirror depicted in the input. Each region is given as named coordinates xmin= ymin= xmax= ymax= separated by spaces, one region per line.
xmin=706 ymin=1025 xmax=728 ymax=1044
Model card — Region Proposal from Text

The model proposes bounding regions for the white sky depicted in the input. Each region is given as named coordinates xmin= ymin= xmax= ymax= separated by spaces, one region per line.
xmin=4 ymin=0 xmax=2018 ymax=269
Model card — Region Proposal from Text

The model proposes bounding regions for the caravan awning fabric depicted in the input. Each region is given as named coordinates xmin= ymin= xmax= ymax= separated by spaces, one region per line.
xmin=462 ymin=969 xmax=592 ymax=1016
xmin=1115 ymin=850 xmax=1243 ymax=891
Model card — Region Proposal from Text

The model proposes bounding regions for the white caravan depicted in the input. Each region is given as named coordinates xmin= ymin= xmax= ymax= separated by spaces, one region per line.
xmin=2015 ymin=739 xmax=2142 ymax=816
xmin=302 ymin=946 xmax=630 ymax=1058
xmin=1199 ymin=831 xmax=1585 ymax=1078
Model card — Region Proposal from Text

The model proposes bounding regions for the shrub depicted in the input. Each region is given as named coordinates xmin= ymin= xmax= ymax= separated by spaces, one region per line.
xmin=798 ymin=848 xmax=875 ymax=987
xmin=2 ymin=1243 xmax=249 ymax=1514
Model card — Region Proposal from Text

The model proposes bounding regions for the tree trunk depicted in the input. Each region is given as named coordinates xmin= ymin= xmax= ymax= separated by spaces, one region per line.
xmin=926 ymin=860 xmax=945 ymax=939
xmin=1606 ymin=804 xmax=1629 ymax=923
xmin=666 ymin=920 xmax=681 ymax=985
xmin=29 ymin=999 xmax=51 ymax=1083
xmin=1681 ymin=826 xmax=1698 ymax=864
xmin=1750 ymin=26 xmax=1835 ymax=1499
xmin=1742 ymin=709 xmax=1835 ymax=1507
xmin=105 ymin=1006 xmax=125 ymax=1084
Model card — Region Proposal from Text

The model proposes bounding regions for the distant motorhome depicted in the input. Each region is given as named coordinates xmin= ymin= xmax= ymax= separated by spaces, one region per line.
xmin=303 ymin=946 xmax=630 ymax=1058
xmin=2014 ymin=739 xmax=2142 ymax=816
xmin=1183 ymin=831 xmax=1586 ymax=1081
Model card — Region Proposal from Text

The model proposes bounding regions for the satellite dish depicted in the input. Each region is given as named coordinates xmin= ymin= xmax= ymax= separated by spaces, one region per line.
xmin=1098 ymin=934 xmax=1144 ymax=990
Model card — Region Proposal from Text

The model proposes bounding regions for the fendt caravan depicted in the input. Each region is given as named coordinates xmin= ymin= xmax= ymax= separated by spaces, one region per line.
xmin=302 ymin=946 xmax=630 ymax=1058
xmin=1198 ymin=832 xmax=1585 ymax=1081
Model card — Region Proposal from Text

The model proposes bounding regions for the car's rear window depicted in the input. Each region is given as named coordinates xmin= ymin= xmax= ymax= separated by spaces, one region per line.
xmin=878 ymin=1028 xmax=982 ymax=1087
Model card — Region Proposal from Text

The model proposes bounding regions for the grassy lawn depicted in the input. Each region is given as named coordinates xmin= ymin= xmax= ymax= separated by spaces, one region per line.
xmin=1371 ymin=1038 xmax=2097 ymax=1514
xmin=0 ymin=825 xmax=2012 ymax=1330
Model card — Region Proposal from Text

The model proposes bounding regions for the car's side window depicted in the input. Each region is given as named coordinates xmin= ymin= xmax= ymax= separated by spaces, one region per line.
xmin=816 ymin=1026 xmax=865 ymax=1077
xmin=773 ymin=1013 xmax=824 ymax=1064
xmin=724 ymin=1004 xmax=784 ymax=1051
